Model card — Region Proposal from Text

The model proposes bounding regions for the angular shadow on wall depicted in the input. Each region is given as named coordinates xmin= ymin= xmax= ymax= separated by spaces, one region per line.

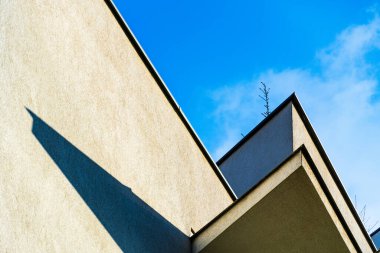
xmin=26 ymin=108 xmax=190 ymax=253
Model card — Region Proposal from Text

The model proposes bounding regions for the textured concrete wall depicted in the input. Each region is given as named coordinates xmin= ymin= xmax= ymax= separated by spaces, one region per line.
xmin=0 ymin=0 xmax=232 ymax=252
xmin=219 ymin=103 xmax=293 ymax=197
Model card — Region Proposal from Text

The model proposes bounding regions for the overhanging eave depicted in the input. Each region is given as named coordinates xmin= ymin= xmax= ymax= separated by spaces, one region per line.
xmin=192 ymin=147 xmax=373 ymax=253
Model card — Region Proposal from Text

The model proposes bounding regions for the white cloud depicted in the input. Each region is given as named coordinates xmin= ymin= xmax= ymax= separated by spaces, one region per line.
xmin=211 ymin=14 xmax=380 ymax=232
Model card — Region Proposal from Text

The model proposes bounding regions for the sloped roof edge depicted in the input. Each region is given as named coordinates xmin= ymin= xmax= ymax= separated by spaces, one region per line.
xmin=216 ymin=93 xmax=376 ymax=252
xmin=193 ymin=145 xmax=376 ymax=252
xmin=292 ymin=95 xmax=377 ymax=252
xmin=104 ymin=0 xmax=237 ymax=201
xmin=192 ymin=145 xmax=305 ymax=240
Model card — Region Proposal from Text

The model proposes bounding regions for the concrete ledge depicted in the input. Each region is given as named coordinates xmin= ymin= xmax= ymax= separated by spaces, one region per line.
xmin=192 ymin=146 xmax=374 ymax=253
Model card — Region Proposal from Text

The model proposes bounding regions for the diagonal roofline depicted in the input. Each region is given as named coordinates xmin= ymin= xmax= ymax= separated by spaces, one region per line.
xmin=194 ymin=145 xmax=377 ymax=252
xmin=104 ymin=0 xmax=237 ymax=201
xmin=292 ymin=94 xmax=377 ymax=252
xmin=192 ymin=145 xmax=305 ymax=240
xmin=216 ymin=93 xmax=377 ymax=252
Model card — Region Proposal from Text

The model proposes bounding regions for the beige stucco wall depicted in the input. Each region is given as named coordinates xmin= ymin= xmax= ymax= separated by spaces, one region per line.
xmin=0 ymin=0 xmax=232 ymax=251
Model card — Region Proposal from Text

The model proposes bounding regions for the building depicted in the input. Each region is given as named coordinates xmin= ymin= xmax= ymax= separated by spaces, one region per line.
xmin=372 ymin=228 xmax=380 ymax=250
xmin=195 ymin=94 xmax=378 ymax=253
xmin=0 ymin=0 xmax=378 ymax=252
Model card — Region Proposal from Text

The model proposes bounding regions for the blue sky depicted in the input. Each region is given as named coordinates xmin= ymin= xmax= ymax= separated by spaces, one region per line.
xmin=113 ymin=0 xmax=380 ymax=232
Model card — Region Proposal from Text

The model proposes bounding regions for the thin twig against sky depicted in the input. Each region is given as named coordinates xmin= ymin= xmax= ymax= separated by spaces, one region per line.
xmin=259 ymin=82 xmax=271 ymax=117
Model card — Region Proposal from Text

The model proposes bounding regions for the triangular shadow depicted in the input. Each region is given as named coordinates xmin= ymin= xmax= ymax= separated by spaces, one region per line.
xmin=26 ymin=108 xmax=190 ymax=253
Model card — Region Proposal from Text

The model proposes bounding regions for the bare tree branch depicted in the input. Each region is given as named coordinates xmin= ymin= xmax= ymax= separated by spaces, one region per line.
xmin=259 ymin=82 xmax=271 ymax=117
xmin=354 ymin=195 xmax=378 ymax=233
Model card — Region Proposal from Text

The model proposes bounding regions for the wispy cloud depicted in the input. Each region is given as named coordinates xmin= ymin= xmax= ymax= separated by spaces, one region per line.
xmin=211 ymin=13 xmax=380 ymax=231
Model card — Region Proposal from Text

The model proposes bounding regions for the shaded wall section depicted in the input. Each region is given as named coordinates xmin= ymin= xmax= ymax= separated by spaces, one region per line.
xmin=26 ymin=108 xmax=190 ymax=253
xmin=219 ymin=104 xmax=293 ymax=197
